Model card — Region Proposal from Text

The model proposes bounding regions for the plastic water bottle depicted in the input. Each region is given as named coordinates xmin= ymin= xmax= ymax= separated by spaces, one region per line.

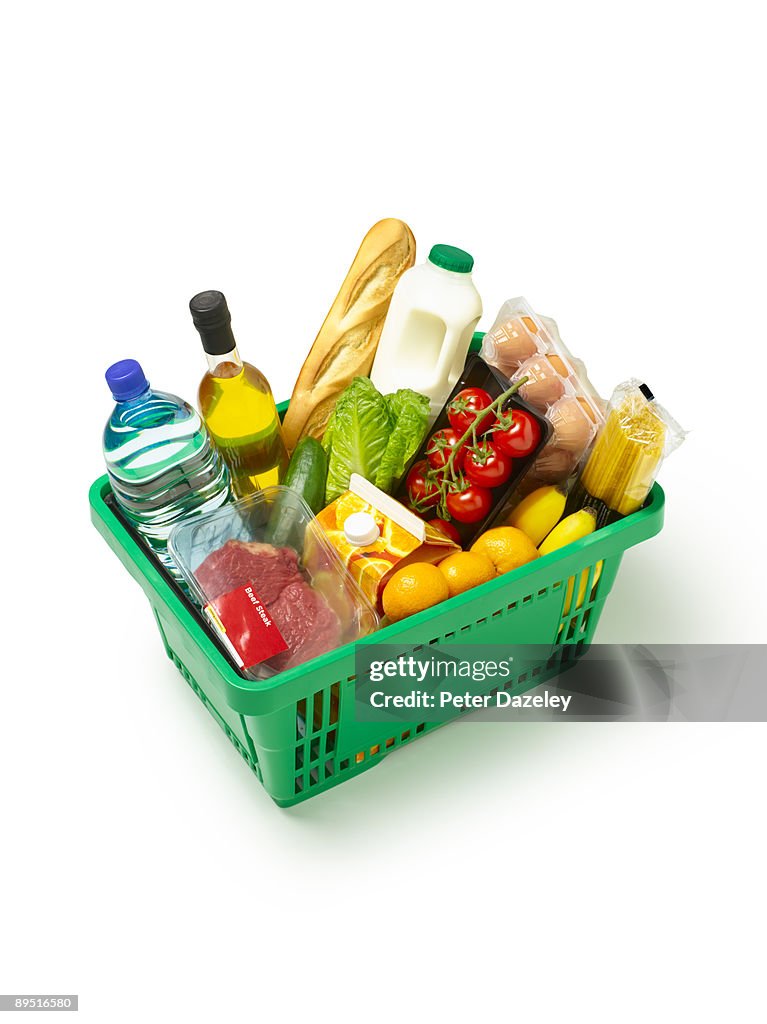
xmin=103 ymin=359 xmax=230 ymax=578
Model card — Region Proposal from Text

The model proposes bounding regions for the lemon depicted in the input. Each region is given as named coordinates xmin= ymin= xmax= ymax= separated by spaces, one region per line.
xmin=382 ymin=563 xmax=449 ymax=622
xmin=439 ymin=551 xmax=496 ymax=598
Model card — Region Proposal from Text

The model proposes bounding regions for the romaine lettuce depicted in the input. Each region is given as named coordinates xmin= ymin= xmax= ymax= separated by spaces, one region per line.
xmin=375 ymin=389 xmax=431 ymax=493
xmin=322 ymin=378 xmax=430 ymax=503
xmin=323 ymin=377 xmax=391 ymax=502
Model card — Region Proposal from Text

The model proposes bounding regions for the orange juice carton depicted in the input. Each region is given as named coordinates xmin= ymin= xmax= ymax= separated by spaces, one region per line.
xmin=316 ymin=473 xmax=458 ymax=610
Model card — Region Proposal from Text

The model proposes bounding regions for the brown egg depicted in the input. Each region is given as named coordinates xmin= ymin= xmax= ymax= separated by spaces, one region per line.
xmin=531 ymin=444 xmax=578 ymax=483
xmin=485 ymin=317 xmax=540 ymax=373
xmin=549 ymin=396 xmax=595 ymax=453
xmin=578 ymin=396 xmax=598 ymax=422
xmin=515 ymin=356 xmax=566 ymax=410
xmin=548 ymin=354 xmax=571 ymax=378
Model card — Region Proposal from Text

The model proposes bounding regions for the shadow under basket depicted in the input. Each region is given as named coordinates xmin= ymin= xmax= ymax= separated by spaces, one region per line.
xmin=89 ymin=445 xmax=664 ymax=807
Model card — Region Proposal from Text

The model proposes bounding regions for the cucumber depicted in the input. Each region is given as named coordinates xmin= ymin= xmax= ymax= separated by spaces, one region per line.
xmin=283 ymin=437 xmax=328 ymax=515
xmin=265 ymin=438 xmax=328 ymax=548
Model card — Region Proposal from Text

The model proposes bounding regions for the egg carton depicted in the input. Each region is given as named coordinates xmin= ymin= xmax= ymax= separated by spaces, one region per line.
xmin=480 ymin=298 xmax=606 ymax=493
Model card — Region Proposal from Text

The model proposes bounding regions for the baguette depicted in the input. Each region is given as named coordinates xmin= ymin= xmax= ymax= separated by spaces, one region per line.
xmin=281 ymin=218 xmax=416 ymax=451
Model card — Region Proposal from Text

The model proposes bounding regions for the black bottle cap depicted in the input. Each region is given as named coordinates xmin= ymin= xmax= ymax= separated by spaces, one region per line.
xmin=639 ymin=383 xmax=655 ymax=402
xmin=189 ymin=290 xmax=236 ymax=355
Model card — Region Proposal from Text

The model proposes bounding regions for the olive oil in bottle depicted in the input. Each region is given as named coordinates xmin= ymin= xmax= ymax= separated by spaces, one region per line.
xmin=190 ymin=290 xmax=288 ymax=497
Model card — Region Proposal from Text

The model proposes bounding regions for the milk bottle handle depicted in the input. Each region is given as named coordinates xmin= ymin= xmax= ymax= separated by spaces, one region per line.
xmin=429 ymin=320 xmax=463 ymax=395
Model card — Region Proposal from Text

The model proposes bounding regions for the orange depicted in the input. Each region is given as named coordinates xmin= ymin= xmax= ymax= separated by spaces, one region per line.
xmin=438 ymin=551 xmax=496 ymax=598
xmin=470 ymin=527 xmax=540 ymax=575
xmin=382 ymin=563 xmax=449 ymax=622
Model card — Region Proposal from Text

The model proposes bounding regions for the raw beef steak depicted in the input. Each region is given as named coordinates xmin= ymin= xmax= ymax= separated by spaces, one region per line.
xmin=269 ymin=579 xmax=343 ymax=672
xmin=194 ymin=539 xmax=341 ymax=672
xmin=195 ymin=540 xmax=301 ymax=603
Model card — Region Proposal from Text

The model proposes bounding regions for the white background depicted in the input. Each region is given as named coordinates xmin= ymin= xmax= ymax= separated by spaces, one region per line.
xmin=2 ymin=2 xmax=765 ymax=1022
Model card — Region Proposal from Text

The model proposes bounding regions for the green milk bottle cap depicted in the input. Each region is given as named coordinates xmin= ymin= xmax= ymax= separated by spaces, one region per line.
xmin=428 ymin=244 xmax=474 ymax=274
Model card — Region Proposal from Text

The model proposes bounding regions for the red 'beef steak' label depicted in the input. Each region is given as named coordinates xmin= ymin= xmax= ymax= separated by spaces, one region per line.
xmin=204 ymin=582 xmax=288 ymax=670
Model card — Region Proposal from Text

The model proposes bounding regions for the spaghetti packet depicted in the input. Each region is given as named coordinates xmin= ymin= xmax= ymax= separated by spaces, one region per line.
xmin=568 ymin=380 xmax=685 ymax=527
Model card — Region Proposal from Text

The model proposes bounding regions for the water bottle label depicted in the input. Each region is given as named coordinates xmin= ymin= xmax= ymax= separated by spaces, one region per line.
xmin=204 ymin=582 xmax=288 ymax=669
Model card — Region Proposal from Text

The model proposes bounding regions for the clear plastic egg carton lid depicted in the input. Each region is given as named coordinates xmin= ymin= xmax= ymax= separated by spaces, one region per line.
xmin=481 ymin=297 xmax=605 ymax=422
xmin=480 ymin=297 xmax=608 ymax=486
xmin=168 ymin=486 xmax=379 ymax=681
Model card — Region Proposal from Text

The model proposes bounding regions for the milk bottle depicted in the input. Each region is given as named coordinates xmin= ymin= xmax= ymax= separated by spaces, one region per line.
xmin=370 ymin=244 xmax=482 ymax=424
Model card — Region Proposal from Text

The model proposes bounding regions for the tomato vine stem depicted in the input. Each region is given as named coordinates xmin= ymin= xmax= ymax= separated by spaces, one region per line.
xmin=442 ymin=377 xmax=528 ymax=479
xmin=409 ymin=377 xmax=530 ymax=519
xmin=417 ymin=376 xmax=529 ymax=520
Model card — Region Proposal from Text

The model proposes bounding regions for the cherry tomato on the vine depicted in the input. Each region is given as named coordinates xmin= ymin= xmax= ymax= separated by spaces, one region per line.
xmin=427 ymin=517 xmax=462 ymax=545
xmin=426 ymin=428 xmax=466 ymax=471
xmin=447 ymin=387 xmax=496 ymax=436
xmin=492 ymin=409 xmax=541 ymax=458
xmin=445 ymin=481 xmax=493 ymax=524
xmin=406 ymin=460 xmax=440 ymax=512
xmin=464 ymin=441 xmax=513 ymax=488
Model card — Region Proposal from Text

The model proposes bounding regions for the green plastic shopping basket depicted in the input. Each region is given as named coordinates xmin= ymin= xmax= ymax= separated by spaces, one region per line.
xmin=89 ymin=345 xmax=665 ymax=807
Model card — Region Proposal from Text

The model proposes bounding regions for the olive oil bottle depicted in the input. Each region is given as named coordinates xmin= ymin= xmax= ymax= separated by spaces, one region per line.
xmin=190 ymin=291 xmax=288 ymax=497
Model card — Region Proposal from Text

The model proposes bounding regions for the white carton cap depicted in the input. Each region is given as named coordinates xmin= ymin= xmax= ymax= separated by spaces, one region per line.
xmin=343 ymin=511 xmax=380 ymax=547
xmin=348 ymin=474 xmax=424 ymax=543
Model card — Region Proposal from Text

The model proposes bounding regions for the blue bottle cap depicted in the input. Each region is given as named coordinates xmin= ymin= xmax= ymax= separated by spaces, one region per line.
xmin=106 ymin=359 xmax=149 ymax=402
